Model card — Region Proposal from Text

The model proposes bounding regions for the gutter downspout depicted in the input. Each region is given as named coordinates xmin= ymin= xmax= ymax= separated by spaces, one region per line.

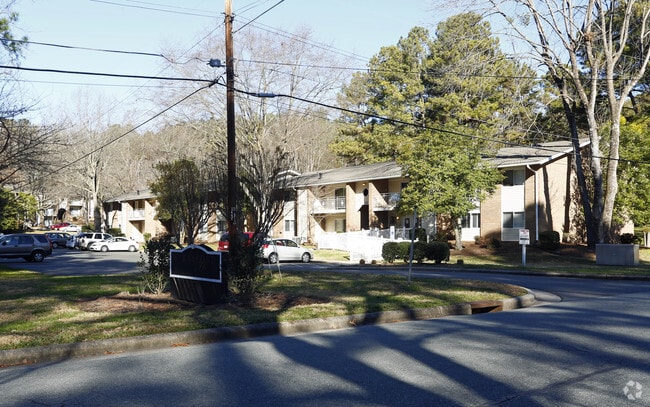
xmin=527 ymin=165 xmax=539 ymax=242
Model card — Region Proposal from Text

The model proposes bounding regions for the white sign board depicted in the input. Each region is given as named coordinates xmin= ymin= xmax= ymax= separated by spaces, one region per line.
xmin=519 ymin=229 xmax=530 ymax=245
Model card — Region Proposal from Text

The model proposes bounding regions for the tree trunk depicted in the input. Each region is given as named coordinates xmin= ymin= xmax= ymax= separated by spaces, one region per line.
xmin=454 ymin=217 xmax=463 ymax=250
xmin=555 ymin=78 xmax=598 ymax=248
xmin=602 ymin=110 xmax=622 ymax=243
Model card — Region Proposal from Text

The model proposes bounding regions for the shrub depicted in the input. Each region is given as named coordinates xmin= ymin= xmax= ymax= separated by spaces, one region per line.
xmin=137 ymin=235 xmax=174 ymax=294
xmin=476 ymin=236 xmax=501 ymax=248
xmin=412 ymin=241 xmax=428 ymax=263
xmin=432 ymin=231 xmax=449 ymax=242
xmin=620 ymin=233 xmax=641 ymax=244
xmin=108 ymin=228 xmax=123 ymax=236
xmin=398 ymin=242 xmax=412 ymax=262
xmin=382 ymin=241 xmax=401 ymax=263
xmin=226 ymin=239 xmax=264 ymax=304
xmin=538 ymin=230 xmax=560 ymax=250
xmin=488 ymin=237 xmax=501 ymax=249
xmin=426 ymin=241 xmax=450 ymax=264
xmin=414 ymin=228 xmax=427 ymax=242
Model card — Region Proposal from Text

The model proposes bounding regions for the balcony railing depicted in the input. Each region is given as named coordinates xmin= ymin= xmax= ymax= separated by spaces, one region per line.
xmin=373 ymin=192 xmax=400 ymax=210
xmin=129 ymin=208 xmax=145 ymax=220
xmin=312 ymin=197 xmax=346 ymax=213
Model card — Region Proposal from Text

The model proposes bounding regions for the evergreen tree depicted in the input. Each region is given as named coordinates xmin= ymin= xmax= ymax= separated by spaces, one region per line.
xmin=332 ymin=13 xmax=538 ymax=248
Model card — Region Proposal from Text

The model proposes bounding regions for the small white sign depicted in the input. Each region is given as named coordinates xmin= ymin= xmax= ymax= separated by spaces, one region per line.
xmin=519 ymin=229 xmax=530 ymax=245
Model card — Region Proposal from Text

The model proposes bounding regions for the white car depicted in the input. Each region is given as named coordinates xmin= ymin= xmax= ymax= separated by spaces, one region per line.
xmin=60 ymin=224 xmax=81 ymax=233
xmin=88 ymin=237 xmax=139 ymax=252
xmin=262 ymin=238 xmax=313 ymax=263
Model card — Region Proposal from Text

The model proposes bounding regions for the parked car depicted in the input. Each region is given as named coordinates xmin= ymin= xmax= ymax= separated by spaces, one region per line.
xmin=77 ymin=233 xmax=113 ymax=250
xmin=262 ymin=238 xmax=313 ymax=263
xmin=88 ymin=237 xmax=138 ymax=252
xmin=66 ymin=232 xmax=86 ymax=249
xmin=60 ymin=224 xmax=81 ymax=233
xmin=218 ymin=232 xmax=255 ymax=251
xmin=44 ymin=232 xmax=72 ymax=248
xmin=50 ymin=222 xmax=81 ymax=233
xmin=0 ymin=233 xmax=53 ymax=262
xmin=50 ymin=222 xmax=71 ymax=230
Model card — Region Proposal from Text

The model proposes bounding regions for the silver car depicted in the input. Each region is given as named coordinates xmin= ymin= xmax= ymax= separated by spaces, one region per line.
xmin=0 ymin=233 xmax=53 ymax=262
xmin=262 ymin=238 xmax=313 ymax=263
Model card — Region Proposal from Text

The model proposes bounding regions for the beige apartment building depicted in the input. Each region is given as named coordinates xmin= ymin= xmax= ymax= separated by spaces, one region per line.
xmin=105 ymin=141 xmax=594 ymax=246
xmin=289 ymin=140 xmax=591 ymax=245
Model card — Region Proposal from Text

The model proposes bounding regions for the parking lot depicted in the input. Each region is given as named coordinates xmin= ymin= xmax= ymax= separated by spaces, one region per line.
xmin=0 ymin=248 xmax=141 ymax=276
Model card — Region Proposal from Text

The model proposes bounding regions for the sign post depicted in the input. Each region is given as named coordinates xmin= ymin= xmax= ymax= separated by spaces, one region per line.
xmin=519 ymin=229 xmax=530 ymax=267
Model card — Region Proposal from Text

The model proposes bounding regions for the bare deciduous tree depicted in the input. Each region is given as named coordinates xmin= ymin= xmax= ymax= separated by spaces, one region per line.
xmin=489 ymin=0 xmax=650 ymax=245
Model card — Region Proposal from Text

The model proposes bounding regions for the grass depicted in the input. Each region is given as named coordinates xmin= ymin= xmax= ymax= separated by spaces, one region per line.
xmin=0 ymin=267 xmax=524 ymax=351
xmin=356 ymin=242 xmax=650 ymax=276
xmin=3 ymin=241 xmax=648 ymax=352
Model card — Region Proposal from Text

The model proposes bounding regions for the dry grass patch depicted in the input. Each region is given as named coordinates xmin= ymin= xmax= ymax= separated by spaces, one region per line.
xmin=0 ymin=268 xmax=527 ymax=351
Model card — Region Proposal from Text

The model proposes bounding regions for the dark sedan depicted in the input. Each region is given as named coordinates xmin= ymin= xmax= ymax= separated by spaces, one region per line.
xmin=44 ymin=232 xmax=72 ymax=249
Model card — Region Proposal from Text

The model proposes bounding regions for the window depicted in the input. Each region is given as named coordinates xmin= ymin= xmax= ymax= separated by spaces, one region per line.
xmin=334 ymin=188 xmax=346 ymax=210
xmin=503 ymin=169 xmax=525 ymax=186
xmin=217 ymin=220 xmax=227 ymax=232
xmin=462 ymin=213 xmax=481 ymax=228
xmin=503 ymin=212 xmax=525 ymax=228
xmin=284 ymin=219 xmax=295 ymax=233
xmin=334 ymin=219 xmax=346 ymax=232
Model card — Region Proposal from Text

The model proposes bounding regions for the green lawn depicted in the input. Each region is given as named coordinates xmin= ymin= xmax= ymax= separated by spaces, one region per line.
xmin=3 ymin=242 xmax=647 ymax=352
xmin=314 ymin=242 xmax=650 ymax=276
xmin=0 ymin=267 xmax=524 ymax=351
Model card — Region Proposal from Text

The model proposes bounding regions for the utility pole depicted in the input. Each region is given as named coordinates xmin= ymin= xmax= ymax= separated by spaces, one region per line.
xmin=224 ymin=0 xmax=238 ymax=239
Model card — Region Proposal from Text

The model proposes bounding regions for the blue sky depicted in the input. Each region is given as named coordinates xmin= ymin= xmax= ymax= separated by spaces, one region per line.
xmin=12 ymin=0 xmax=455 ymax=122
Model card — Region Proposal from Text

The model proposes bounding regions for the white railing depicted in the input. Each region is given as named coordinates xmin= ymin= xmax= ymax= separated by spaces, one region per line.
xmin=129 ymin=209 xmax=145 ymax=219
xmin=312 ymin=197 xmax=346 ymax=213
xmin=373 ymin=192 xmax=400 ymax=210
xmin=317 ymin=228 xmax=414 ymax=262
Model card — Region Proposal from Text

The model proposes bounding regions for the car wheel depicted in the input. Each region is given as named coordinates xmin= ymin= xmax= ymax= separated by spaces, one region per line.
xmin=100 ymin=246 xmax=109 ymax=252
xmin=268 ymin=253 xmax=279 ymax=264
xmin=128 ymin=245 xmax=137 ymax=252
xmin=31 ymin=251 xmax=45 ymax=262
xmin=301 ymin=252 xmax=311 ymax=263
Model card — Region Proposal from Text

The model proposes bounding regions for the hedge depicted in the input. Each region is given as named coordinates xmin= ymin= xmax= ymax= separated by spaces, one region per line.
xmin=382 ymin=241 xmax=450 ymax=264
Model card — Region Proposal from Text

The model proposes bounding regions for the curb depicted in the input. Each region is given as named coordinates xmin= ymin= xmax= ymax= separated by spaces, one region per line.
xmin=328 ymin=263 xmax=650 ymax=281
xmin=0 ymin=293 xmax=535 ymax=367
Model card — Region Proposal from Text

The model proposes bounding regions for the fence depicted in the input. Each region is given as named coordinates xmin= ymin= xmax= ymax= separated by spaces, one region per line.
xmin=317 ymin=228 xmax=414 ymax=263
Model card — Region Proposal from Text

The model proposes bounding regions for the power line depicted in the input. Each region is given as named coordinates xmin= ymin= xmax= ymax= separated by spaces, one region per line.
xmin=11 ymin=38 xmax=165 ymax=58
xmin=233 ymin=0 xmax=285 ymax=34
xmin=233 ymin=86 xmax=650 ymax=166
xmin=48 ymin=82 xmax=219 ymax=177
xmin=89 ymin=0 xmax=219 ymax=18
xmin=0 ymin=64 xmax=215 ymax=83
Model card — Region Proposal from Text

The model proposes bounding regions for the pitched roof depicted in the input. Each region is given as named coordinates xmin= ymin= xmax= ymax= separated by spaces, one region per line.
xmin=290 ymin=161 xmax=403 ymax=188
xmin=105 ymin=189 xmax=156 ymax=203
xmin=289 ymin=140 xmax=589 ymax=188
xmin=490 ymin=140 xmax=589 ymax=168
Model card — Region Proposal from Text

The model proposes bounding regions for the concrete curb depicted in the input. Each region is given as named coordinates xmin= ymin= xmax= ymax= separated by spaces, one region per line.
xmin=330 ymin=263 xmax=650 ymax=281
xmin=0 ymin=293 xmax=535 ymax=367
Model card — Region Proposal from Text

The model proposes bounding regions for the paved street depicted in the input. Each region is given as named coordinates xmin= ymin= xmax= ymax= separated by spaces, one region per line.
xmin=2 ymin=267 xmax=650 ymax=406
xmin=0 ymin=248 xmax=142 ymax=276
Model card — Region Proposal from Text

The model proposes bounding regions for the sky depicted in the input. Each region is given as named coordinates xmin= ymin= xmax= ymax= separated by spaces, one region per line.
xmin=9 ymin=0 xmax=470 ymax=125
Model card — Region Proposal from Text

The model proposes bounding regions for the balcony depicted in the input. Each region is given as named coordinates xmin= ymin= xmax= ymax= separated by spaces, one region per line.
xmin=312 ymin=197 xmax=346 ymax=214
xmin=373 ymin=192 xmax=400 ymax=211
xmin=129 ymin=208 xmax=145 ymax=220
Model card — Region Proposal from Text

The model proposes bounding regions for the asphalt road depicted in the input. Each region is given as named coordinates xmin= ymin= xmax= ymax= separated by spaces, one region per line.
xmin=0 ymin=247 xmax=142 ymax=275
xmin=2 ymin=261 xmax=650 ymax=406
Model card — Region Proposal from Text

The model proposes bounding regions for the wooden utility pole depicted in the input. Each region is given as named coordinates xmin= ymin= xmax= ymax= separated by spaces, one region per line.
xmin=224 ymin=0 xmax=237 ymax=238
